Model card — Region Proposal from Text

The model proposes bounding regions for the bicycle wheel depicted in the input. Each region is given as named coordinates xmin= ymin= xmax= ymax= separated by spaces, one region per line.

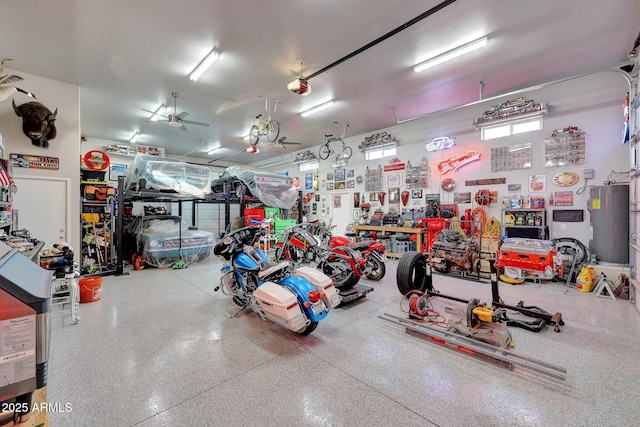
xmin=249 ymin=125 xmax=260 ymax=147
xmin=266 ymin=120 xmax=280 ymax=142
xmin=318 ymin=144 xmax=331 ymax=160
xmin=342 ymin=145 xmax=353 ymax=159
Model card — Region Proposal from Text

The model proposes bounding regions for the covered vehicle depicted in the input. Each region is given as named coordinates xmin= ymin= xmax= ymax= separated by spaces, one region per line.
xmin=124 ymin=154 xmax=212 ymax=197
xmin=124 ymin=215 xmax=215 ymax=268
xmin=211 ymin=165 xmax=297 ymax=209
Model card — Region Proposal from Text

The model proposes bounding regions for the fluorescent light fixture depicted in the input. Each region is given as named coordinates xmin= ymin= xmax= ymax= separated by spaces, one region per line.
xmin=189 ymin=48 xmax=221 ymax=81
xmin=301 ymin=99 xmax=336 ymax=117
xmin=207 ymin=147 xmax=222 ymax=155
xmin=150 ymin=104 xmax=166 ymax=121
xmin=413 ymin=36 xmax=488 ymax=73
xmin=129 ymin=132 xmax=140 ymax=144
xmin=246 ymin=146 xmax=260 ymax=153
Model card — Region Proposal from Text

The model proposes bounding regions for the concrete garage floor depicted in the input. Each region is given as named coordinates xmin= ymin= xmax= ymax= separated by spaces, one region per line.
xmin=47 ymin=258 xmax=640 ymax=426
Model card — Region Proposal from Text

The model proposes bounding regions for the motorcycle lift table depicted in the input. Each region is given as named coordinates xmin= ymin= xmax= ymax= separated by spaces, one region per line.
xmin=338 ymin=283 xmax=374 ymax=306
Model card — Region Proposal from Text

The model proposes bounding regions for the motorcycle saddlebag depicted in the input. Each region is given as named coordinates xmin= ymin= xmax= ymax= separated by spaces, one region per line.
xmin=254 ymin=281 xmax=308 ymax=332
xmin=293 ymin=266 xmax=342 ymax=308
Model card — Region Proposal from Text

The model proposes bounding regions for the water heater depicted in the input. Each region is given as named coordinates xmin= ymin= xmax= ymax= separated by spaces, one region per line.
xmin=588 ymin=184 xmax=629 ymax=264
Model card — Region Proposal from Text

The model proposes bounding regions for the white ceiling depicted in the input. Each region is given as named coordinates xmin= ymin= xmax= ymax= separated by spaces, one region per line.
xmin=1 ymin=1 xmax=639 ymax=165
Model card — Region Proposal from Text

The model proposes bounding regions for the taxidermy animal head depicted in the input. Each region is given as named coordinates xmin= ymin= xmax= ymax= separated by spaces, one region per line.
xmin=12 ymin=100 xmax=57 ymax=148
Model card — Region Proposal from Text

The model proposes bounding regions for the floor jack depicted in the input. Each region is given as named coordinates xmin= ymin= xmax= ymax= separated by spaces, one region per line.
xmin=426 ymin=259 xmax=564 ymax=332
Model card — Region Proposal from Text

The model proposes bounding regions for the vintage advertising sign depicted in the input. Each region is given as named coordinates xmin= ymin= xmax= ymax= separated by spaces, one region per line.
xmin=454 ymin=192 xmax=472 ymax=203
xmin=554 ymin=191 xmax=574 ymax=206
xmin=464 ymin=177 xmax=506 ymax=186
xmin=10 ymin=153 xmax=59 ymax=170
xmin=383 ymin=163 xmax=405 ymax=172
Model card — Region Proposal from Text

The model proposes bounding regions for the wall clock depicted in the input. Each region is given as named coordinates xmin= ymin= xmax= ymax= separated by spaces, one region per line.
xmin=442 ymin=178 xmax=456 ymax=192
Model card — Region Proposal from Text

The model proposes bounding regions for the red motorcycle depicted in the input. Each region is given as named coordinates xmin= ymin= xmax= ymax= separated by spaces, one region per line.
xmin=275 ymin=224 xmax=364 ymax=290
xmin=325 ymin=231 xmax=387 ymax=281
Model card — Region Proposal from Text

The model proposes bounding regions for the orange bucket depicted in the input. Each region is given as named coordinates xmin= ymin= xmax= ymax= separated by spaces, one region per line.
xmin=79 ymin=276 xmax=102 ymax=303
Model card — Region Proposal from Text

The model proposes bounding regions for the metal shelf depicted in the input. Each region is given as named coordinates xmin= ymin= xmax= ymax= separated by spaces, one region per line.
xmin=473 ymin=103 xmax=548 ymax=128
xmin=358 ymin=141 xmax=398 ymax=152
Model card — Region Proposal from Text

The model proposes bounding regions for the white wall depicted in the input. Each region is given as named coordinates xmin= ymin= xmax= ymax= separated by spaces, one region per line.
xmin=0 ymin=67 xmax=81 ymax=254
xmin=252 ymin=71 xmax=630 ymax=246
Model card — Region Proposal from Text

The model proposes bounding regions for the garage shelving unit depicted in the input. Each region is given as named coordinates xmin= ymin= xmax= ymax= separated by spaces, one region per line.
xmin=113 ymin=176 xmax=302 ymax=275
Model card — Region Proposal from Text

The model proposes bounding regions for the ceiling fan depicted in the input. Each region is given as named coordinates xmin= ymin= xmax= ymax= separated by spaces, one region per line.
xmin=143 ymin=92 xmax=209 ymax=130
xmin=273 ymin=136 xmax=302 ymax=149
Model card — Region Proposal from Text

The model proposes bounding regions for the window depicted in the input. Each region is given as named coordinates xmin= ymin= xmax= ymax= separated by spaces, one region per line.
xmin=365 ymin=146 xmax=396 ymax=160
xmin=481 ymin=117 xmax=542 ymax=140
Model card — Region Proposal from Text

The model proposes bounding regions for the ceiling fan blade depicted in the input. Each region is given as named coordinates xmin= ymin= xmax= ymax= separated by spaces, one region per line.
xmin=0 ymin=74 xmax=23 ymax=85
xmin=176 ymin=111 xmax=190 ymax=120
xmin=180 ymin=124 xmax=188 ymax=131
xmin=142 ymin=108 xmax=169 ymax=119
xmin=276 ymin=136 xmax=301 ymax=145
xmin=181 ymin=119 xmax=210 ymax=127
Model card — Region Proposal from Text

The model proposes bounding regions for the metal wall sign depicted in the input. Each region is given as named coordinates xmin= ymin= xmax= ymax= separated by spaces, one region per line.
xmin=491 ymin=143 xmax=532 ymax=172
xmin=465 ymin=177 xmax=506 ymax=186
xmin=10 ymin=153 xmax=59 ymax=170
xmin=554 ymin=191 xmax=574 ymax=206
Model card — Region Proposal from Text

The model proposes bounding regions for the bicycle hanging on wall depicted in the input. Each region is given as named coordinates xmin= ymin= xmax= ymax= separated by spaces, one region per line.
xmin=319 ymin=121 xmax=353 ymax=164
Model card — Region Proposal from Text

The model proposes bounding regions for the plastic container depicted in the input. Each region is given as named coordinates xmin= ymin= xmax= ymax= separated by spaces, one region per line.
xmin=79 ymin=276 xmax=102 ymax=303
xmin=576 ymin=266 xmax=595 ymax=292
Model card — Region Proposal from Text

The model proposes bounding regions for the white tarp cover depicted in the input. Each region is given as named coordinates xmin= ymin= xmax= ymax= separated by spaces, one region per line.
xmin=125 ymin=154 xmax=212 ymax=197
xmin=224 ymin=165 xmax=297 ymax=209
xmin=127 ymin=216 xmax=216 ymax=268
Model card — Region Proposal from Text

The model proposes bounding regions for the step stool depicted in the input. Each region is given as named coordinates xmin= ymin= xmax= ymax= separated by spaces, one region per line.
xmin=51 ymin=269 xmax=81 ymax=324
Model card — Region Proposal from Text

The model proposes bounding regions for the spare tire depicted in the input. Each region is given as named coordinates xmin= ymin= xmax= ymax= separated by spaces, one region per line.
xmin=396 ymin=251 xmax=431 ymax=294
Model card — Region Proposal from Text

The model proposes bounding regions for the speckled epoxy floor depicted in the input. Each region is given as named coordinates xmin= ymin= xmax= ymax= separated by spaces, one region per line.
xmin=47 ymin=259 xmax=640 ymax=426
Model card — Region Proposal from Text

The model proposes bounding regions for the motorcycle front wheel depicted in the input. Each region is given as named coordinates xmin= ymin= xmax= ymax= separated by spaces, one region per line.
xmin=365 ymin=256 xmax=386 ymax=281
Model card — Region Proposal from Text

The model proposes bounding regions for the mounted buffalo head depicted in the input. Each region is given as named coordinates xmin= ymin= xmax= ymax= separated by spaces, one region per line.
xmin=12 ymin=100 xmax=57 ymax=148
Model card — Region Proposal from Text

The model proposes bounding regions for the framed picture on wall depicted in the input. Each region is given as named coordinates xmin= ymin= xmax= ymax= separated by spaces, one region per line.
xmin=388 ymin=187 xmax=400 ymax=204
xmin=327 ymin=172 xmax=333 ymax=181
xmin=327 ymin=183 xmax=334 ymax=191
xmin=347 ymin=180 xmax=354 ymax=188
xmin=529 ymin=174 xmax=547 ymax=192
xmin=386 ymin=173 xmax=402 ymax=187
xmin=109 ymin=163 xmax=127 ymax=181
xmin=334 ymin=168 xmax=346 ymax=181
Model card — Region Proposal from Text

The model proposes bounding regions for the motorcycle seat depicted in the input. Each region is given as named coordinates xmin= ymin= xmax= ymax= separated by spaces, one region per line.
xmin=350 ymin=242 xmax=373 ymax=251
xmin=258 ymin=261 xmax=290 ymax=279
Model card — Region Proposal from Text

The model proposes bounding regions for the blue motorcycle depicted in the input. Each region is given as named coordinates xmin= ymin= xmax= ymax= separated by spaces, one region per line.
xmin=213 ymin=222 xmax=341 ymax=335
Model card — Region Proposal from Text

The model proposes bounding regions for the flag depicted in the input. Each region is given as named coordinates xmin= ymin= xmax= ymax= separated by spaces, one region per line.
xmin=0 ymin=160 xmax=16 ymax=193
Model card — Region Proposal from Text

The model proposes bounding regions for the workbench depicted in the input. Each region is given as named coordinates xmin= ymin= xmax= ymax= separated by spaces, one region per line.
xmin=351 ymin=225 xmax=424 ymax=258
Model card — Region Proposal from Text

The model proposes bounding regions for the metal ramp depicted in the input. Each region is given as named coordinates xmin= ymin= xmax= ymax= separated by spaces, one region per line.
xmin=338 ymin=284 xmax=374 ymax=305
xmin=379 ymin=312 xmax=567 ymax=382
